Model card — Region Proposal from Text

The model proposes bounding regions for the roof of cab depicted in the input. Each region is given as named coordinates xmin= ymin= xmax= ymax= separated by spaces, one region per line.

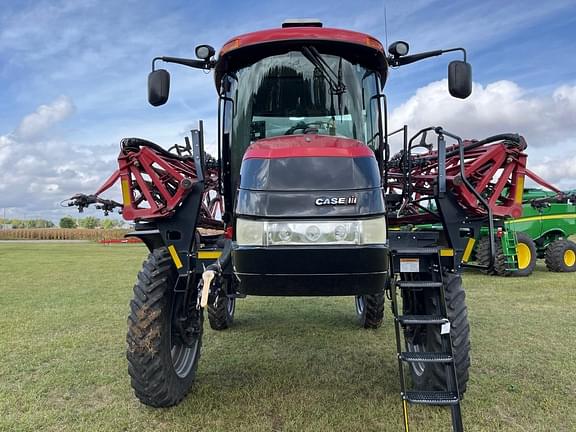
xmin=214 ymin=23 xmax=388 ymax=91
xmin=219 ymin=26 xmax=384 ymax=56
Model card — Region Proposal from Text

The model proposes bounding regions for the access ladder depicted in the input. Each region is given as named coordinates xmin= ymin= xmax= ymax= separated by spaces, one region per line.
xmin=390 ymin=246 xmax=464 ymax=432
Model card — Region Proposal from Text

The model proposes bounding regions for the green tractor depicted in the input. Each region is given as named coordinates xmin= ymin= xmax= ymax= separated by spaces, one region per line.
xmin=475 ymin=188 xmax=576 ymax=276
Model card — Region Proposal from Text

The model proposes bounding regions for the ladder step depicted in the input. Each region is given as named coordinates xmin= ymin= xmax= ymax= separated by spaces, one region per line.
xmin=396 ymin=281 xmax=443 ymax=289
xmin=404 ymin=390 xmax=459 ymax=405
xmin=400 ymin=352 xmax=453 ymax=363
xmin=397 ymin=315 xmax=449 ymax=325
xmin=392 ymin=247 xmax=439 ymax=256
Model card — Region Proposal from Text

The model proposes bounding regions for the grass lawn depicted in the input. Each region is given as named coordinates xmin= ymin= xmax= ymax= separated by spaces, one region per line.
xmin=0 ymin=242 xmax=575 ymax=432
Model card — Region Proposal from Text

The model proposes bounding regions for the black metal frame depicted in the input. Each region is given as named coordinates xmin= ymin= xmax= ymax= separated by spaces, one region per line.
xmin=385 ymin=126 xmax=497 ymax=272
xmin=437 ymin=128 xmax=496 ymax=270
xmin=217 ymin=92 xmax=235 ymax=217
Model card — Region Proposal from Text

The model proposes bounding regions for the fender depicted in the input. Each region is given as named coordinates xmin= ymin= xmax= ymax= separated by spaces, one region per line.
xmin=125 ymin=228 xmax=163 ymax=251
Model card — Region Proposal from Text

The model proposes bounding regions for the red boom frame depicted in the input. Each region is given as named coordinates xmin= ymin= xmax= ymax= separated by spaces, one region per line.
xmin=91 ymin=143 xmax=222 ymax=228
xmin=81 ymin=133 xmax=559 ymax=230
xmin=387 ymin=136 xmax=530 ymax=224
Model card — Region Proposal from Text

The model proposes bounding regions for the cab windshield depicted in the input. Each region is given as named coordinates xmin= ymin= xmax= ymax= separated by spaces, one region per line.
xmin=222 ymin=50 xmax=382 ymax=179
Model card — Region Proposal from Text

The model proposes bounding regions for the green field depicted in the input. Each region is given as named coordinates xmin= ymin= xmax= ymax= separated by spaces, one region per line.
xmin=0 ymin=243 xmax=575 ymax=432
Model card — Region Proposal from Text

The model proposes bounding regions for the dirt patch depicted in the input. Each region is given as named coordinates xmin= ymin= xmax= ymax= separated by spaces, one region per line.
xmin=127 ymin=305 xmax=161 ymax=354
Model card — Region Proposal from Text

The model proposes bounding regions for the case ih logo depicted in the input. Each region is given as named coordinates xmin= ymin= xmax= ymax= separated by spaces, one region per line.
xmin=315 ymin=196 xmax=357 ymax=206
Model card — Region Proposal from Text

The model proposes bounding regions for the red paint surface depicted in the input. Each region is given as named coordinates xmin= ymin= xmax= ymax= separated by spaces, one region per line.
xmin=99 ymin=238 xmax=142 ymax=244
xmin=220 ymin=26 xmax=384 ymax=55
xmin=243 ymin=135 xmax=374 ymax=159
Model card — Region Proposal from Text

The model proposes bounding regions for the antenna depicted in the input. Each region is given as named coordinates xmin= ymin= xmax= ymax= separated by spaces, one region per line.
xmin=384 ymin=0 xmax=389 ymax=49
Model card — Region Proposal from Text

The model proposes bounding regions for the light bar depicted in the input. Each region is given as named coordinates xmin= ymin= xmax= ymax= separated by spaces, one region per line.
xmin=282 ymin=19 xmax=323 ymax=28
xmin=236 ymin=217 xmax=386 ymax=246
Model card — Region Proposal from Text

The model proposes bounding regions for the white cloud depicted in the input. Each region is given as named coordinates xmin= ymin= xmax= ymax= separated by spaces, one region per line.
xmin=0 ymin=96 xmax=118 ymax=219
xmin=529 ymin=156 xmax=576 ymax=191
xmin=390 ymin=80 xmax=576 ymax=189
xmin=390 ymin=80 xmax=576 ymax=144
xmin=0 ymin=134 xmax=14 ymax=166
xmin=0 ymin=89 xmax=222 ymax=220
xmin=14 ymin=95 xmax=75 ymax=139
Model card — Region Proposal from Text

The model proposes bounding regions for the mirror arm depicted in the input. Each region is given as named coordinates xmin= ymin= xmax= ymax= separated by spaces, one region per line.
xmin=152 ymin=56 xmax=214 ymax=71
xmin=442 ymin=47 xmax=467 ymax=62
xmin=389 ymin=50 xmax=443 ymax=66
xmin=389 ymin=47 xmax=467 ymax=67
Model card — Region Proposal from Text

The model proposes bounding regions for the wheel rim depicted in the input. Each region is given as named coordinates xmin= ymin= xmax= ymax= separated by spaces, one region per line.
xmin=171 ymin=342 xmax=198 ymax=378
xmin=516 ymin=243 xmax=531 ymax=270
xmin=406 ymin=339 xmax=426 ymax=377
xmin=170 ymin=307 xmax=201 ymax=378
xmin=355 ymin=296 xmax=365 ymax=316
xmin=564 ymin=249 xmax=576 ymax=267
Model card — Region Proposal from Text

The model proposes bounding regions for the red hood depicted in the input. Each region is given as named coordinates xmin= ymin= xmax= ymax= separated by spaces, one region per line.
xmin=243 ymin=135 xmax=374 ymax=160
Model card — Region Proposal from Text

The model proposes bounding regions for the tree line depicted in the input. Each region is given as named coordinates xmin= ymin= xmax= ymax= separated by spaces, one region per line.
xmin=59 ymin=216 xmax=123 ymax=229
xmin=0 ymin=217 xmax=123 ymax=230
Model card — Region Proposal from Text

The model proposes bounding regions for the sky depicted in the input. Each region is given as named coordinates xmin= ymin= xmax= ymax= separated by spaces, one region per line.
xmin=1 ymin=0 xmax=576 ymax=221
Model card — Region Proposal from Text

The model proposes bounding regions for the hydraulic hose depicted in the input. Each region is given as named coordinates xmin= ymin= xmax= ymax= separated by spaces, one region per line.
xmin=206 ymin=238 xmax=232 ymax=273
xmin=120 ymin=137 xmax=193 ymax=161
xmin=406 ymin=133 xmax=525 ymax=163
xmin=444 ymin=133 xmax=524 ymax=158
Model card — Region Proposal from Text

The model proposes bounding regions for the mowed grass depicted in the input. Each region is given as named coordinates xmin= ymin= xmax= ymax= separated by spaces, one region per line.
xmin=0 ymin=243 xmax=575 ymax=432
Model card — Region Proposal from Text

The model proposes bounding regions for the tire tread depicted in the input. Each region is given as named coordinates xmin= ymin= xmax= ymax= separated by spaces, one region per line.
xmin=545 ymin=239 xmax=576 ymax=272
xmin=126 ymin=248 xmax=201 ymax=407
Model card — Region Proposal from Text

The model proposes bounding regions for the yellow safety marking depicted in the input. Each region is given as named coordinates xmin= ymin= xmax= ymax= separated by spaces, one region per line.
xmin=509 ymin=213 xmax=576 ymax=224
xmin=121 ymin=179 xmax=132 ymax=206
xmin=198 ymin=251 xmax=222 ymax=259
xmin=402 ymin=399 xmax=410 ymax=432
xmin=462 ymin=238 xmax=476 ymax=263
xmin=515 ymin=176 xmax=525 ymax=204
xmin=167 ymin=245 xmax=183 ymax=269
xmin=440 ymin=248 xmax=454 ymax=257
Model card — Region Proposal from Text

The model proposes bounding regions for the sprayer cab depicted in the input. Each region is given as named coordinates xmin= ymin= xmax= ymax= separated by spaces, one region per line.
xmin=144 ymin=20 xmax=473 ymax=296
xmin=211 ymin=23 xmax=393 ymax=295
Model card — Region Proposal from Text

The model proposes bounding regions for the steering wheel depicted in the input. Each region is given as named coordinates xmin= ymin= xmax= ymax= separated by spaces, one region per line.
xmin=284 ymin=121 xmax=327 ymax=135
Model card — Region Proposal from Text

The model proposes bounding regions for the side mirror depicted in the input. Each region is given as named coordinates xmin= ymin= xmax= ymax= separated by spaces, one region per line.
xmin=448 ymin=60 xmax=472 ymax=99
xmin=148 ymin=69 xmax=170 ymax=106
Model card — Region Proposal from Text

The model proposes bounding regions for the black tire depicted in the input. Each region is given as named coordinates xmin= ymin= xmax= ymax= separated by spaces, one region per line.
xmin=404 ymin=273 xmax=470 ymax=396
xmin=545 ymin=239 xmax=576 ymax=272
xmin=513 ymin=232 xmax=537 ymax=277
xmin=476 ymin=236 xmax=509 ymax=276
xmin=126 ymin=248 xmax=202 ymax=407
xmin=208 ymin=286 xmax=236 ymax=331
xmin=355 ymin=292 xmax=384 ymax=329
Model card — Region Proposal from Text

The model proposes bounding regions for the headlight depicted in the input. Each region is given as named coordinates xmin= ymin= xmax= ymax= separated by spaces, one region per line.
xmin=360 ymin=217 xmax=387 ymax=244
xmin=235 ymin=219 xmax=264 ymax=245
xmin=236 ymin=217 xmax=386 ymax=246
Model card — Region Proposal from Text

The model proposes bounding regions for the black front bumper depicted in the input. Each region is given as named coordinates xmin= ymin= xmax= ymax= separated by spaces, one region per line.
xmin=232 ymin=244 xmax=389 ymax=296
